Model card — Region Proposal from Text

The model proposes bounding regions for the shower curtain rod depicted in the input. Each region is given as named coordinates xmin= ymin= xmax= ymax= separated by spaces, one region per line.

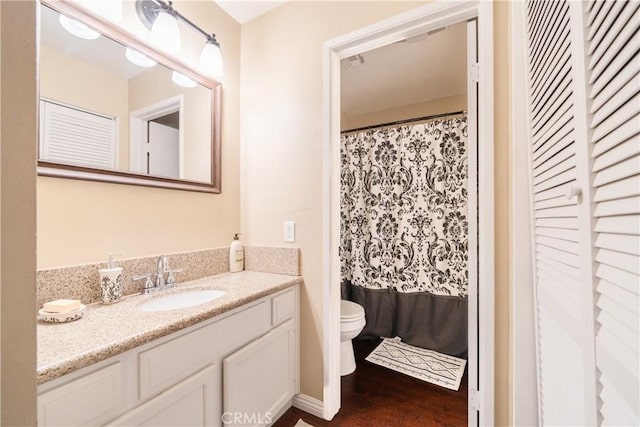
xmin=340 ymin=110 xmax=467 ymax=134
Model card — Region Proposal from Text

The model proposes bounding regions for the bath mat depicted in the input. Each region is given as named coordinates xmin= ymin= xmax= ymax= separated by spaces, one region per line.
xmin=366 ymin=337 xmax=466 ymax=391
xmin=294 ymin=419 xmax=315 ymax=427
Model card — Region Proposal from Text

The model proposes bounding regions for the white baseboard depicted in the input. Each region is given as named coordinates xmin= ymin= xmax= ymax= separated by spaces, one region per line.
xmin=292 ymin=393 xmax=325 ymax=419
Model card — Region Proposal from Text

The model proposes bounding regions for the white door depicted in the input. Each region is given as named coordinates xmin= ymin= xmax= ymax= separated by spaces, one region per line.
xmin=582 ymin=0 xmax=640 ymax=424
xmin=148 ymin=121 xmax=179 ymax=178
xmin=523 ymin=0 xmax=599 ymax=424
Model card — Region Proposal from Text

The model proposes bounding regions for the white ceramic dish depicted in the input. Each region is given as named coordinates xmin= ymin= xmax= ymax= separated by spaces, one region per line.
xmin=38 ymin=304 xmax=85 ymax=323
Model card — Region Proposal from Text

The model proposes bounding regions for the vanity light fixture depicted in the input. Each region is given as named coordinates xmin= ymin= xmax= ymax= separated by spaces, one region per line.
xmin=171 ymin=71 xmax=197 ymax=88
xmin=199 ymin=36 xmax=224 ymax=78
xmin=150 ymin=4 xmax=181 ymax=55
xmin=136 ymin=0 xmax=224 ymax=79
xmin=125 ymin=47 xmax=157 ymax=68
xmin=59 ymin=14 xmax=101 ymax=40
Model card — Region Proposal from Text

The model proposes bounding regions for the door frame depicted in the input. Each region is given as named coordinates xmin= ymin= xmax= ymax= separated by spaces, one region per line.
xmin=129 ymin=94 xmax=184 ymax=176
xmin=321 ymin=2 xmax=494 ymax=425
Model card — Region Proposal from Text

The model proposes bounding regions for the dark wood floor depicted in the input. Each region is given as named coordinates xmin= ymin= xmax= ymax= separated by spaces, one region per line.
xmin=274 ymin=339 xmax=468 ymax=427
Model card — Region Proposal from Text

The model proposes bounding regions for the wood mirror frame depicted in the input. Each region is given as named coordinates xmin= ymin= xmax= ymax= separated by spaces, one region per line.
xmin=39 ymin=0 xmax=222 ymax=193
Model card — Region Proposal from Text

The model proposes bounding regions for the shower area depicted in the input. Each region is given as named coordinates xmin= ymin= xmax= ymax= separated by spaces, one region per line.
xmin=340 ymin=22 xmax=470 ymax=361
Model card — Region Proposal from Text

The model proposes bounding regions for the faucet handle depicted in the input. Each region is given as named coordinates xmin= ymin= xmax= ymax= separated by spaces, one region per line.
xmin=165 ymin=268 xmax=183 ymax=286
xmin=133 ymin=274 xmax=154 ymax=292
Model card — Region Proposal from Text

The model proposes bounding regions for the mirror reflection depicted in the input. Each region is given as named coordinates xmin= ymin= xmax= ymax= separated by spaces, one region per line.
xmin=39 ymin=4 xmax=214 ymax=184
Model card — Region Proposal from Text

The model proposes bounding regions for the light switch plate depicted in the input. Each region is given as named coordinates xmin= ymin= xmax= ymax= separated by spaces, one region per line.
xmin=284 ymin=221 xmax=295 ymax=243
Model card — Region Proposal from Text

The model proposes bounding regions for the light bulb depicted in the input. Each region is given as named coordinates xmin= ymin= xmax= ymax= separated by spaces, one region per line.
xmin=59 ymin=14 xmax=100 ymax=40
xmin=172 ymin=71 xmax=196 ymax=88
xmin=125 ymin=48 xmax=157 ymax=68
xmin=150 ymin=10 xmax=180 ymax=56
xmin=198 ymin=40 xmax=224 ymax=78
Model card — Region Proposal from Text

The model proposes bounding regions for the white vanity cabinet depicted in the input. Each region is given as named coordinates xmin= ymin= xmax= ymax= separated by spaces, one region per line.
xmin=37 ymin=286 xmax=299 ymax=427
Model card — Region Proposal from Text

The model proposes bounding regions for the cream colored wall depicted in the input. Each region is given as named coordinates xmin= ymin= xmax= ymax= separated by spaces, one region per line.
xmin=39 ymin=43 xmax=130 ymax=169
xmin=128 ymin=66 xmax=212 ymax=182
xmin=241 ymin=0 xmax=433 ymax=402
xmin=494 ymin=3 xmax=512 ymax=425
xmin=37 ymin=0 xmax=241 ymax=269
xmin=0 ymin=1 xmax=38 ymax=423
xmin=341 ymin=94 xmax=467 ymax=130
xmin=242 ymin=2 xmax=513 ymax=423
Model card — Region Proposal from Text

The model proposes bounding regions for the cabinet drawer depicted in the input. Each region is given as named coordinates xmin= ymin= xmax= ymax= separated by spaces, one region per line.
xmin=38 ymin=362 xmax=124 ymax=427
xmin=271 ymin=289 xmax=295 ymax=326
xmin=139 ymin=301 xmax=269 ymax=401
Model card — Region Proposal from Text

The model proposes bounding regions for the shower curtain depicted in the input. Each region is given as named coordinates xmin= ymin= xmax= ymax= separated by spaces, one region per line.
xmin=340 ymin=115 xmax=468 ymax=357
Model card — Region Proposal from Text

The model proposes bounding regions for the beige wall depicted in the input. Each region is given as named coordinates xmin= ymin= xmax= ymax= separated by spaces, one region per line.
xmin=242 ymin=0 xmax=439 ymax=401
xmin=128 ymin=66 xmax=212 ymax=182
xmin=0 ymin=1 xmax=38 ymax=424
xmin=494 ymin=3 xmax=512 ymax=425
xmin=37 ymin=0 xmax=241 ymax=269
xmin=341 ymin=94 xmax=467 ymax=130
xmin=39 ymin=43 xmax=130 ymax=169
xmin=242 ymin=1 xmax=513 ymax=423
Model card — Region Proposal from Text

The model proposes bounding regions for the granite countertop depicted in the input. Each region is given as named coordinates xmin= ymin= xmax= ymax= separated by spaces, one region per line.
xmin=37 ymin=271 xmax=302 ymax=385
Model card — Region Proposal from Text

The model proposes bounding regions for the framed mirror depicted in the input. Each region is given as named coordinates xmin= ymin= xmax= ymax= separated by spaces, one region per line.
xmin=38 ymin=0 xmax=222 ymax=193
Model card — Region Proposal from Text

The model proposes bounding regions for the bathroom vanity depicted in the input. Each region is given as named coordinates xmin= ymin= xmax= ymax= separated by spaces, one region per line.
xmin=36 ymin=272 xmax=300 ymax=426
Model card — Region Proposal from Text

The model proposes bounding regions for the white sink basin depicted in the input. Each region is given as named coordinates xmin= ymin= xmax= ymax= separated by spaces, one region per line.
xmin=137 ymin=289 xmax=226 ymax=312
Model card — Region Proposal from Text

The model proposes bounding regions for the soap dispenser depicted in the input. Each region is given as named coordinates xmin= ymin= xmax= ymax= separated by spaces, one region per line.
xmin=98 ymin=254 xmax=123 ymax=304
xmin=229 ymin=234 xmax=244 ymax=273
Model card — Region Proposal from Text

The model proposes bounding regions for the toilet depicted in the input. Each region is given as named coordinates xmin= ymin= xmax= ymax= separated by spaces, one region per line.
xmin=340 ymin=300 xmax=366 ymax=376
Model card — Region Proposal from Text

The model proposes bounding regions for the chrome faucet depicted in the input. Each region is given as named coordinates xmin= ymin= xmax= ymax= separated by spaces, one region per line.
xmin=134 ymin=255 xmax=183 ymax=295
xmin=156 ymin=255 xmax=167 ymax=288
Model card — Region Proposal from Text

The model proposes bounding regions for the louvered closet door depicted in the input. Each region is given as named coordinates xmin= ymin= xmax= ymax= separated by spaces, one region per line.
xmin=584 ymin=0 xmax=640 ymax=425
xmin=40 ymin=100 xmax=117 ymax=169
xmin=524 ymin=1 xmax=598 ymax=425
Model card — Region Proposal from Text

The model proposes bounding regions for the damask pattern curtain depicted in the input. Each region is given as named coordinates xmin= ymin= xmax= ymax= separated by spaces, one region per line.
xmin=340 ymin=115 xmax=468 ymax=356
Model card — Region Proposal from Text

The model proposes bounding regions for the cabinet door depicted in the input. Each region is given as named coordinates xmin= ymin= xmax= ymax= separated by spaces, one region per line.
xmin=38 ymin=362 xmax=124 ymax=427
xmin=223 ymin=320 xmax=296 ymax=426
xmin=107 ymin=364 xmax=221 ymax=427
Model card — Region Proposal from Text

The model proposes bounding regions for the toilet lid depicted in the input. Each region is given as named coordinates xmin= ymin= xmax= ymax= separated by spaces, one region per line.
xmin=341 ymin=300 xmax=365 ymax=320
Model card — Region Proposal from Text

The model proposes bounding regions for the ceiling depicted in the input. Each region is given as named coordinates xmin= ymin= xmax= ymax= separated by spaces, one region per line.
xmin=341 ymin=22 xmax=467 ymax=117
xmin=214 ymin=1 xmax=288 ymax=24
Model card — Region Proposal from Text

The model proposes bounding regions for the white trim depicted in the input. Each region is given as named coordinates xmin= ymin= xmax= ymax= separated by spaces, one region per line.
xmin=466 ymin=17 xmax=479 ymax=426
xmin=509 ymin=3 xmax=539 ymax=425
xmin=322 ymin=1 xmax=494 ymax=424
xmin=322 ymin=43 xmax=342 ymax=421
xmin=292 ymin=394 xmax=324 ymax=419
xmin=129 ymin=94 xmax=184 ymax=177
xmin=476 ymin=4 xmax=495 ymax=425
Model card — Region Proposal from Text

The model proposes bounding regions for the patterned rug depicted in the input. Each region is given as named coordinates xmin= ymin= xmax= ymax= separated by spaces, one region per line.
xmin=366 ymin=337 xmax=466 ymax=391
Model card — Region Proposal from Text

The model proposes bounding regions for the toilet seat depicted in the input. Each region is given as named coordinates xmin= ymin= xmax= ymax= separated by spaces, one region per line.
xmin=341 ymin=300 xmax=365 ymax=320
